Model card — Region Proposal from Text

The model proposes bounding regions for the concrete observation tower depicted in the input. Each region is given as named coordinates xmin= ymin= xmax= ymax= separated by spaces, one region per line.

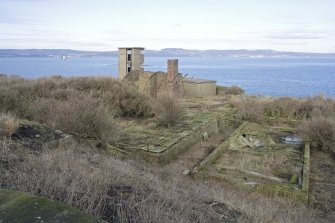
xmin=118 ymin=47 xmax=144 ymax=80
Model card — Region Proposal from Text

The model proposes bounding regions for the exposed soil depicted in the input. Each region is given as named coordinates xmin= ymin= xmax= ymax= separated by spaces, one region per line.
xmin=11 ymin=122 xmax=63 ymax=152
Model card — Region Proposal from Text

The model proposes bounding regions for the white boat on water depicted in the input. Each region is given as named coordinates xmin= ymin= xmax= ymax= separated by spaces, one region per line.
xmin=62 ymin=55 xmax=67 ymax=60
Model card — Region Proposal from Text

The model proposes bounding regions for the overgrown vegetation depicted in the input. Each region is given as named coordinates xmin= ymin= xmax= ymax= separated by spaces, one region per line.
xmin=0 ymin=75 xmax=153 ymax=143
xmin=1 ymin=141 xmax=314 ymax=223
xmin=217 ymin=85 xmax=245 ymax=95
xmin=228 ymin=94 xmax=335 ymax=156
xmin=264 ymin=95 xmax=335 ymax=119
xmin=154 ymin=93 xmax=186 ymax=127
xmin=0 ymin=113 xmax=18 ymax=137
xmin=230 ymin=96 xmax=264 ymax=123
xmin=298 ymin=116 xmax=335 ymax=155
xmin=0 ymin=75 xmax=332 ymax=222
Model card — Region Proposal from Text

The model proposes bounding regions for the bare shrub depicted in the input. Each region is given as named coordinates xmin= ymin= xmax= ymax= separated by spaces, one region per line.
xmin=230 ymin=96 xmax=264 ymax=123
xmin=263 ymin=95 xmax=335 ymax=120
xmin=154 ymin=93 xmax=186 ymax=127
xmin=296 ymin=95 xmax=335 ymax=119
xmin=226 ymin=86 xmax=245 ymax=95
xmin=0 ymin=88 xmax=29 ymax=117
xmin=103 ymin=83 xmax=153 ymax=118
xmin=0 ymin=113 xmax=18 ymax=137
xmin=30 ymin=94 xmax=120 ymax=144
xmin=1 ymin=76 xmax=152 ymax=119
xmin=264 ymin=97 xmax=302 ymax=118
xmin=4 ymin=144 xmax=215 ymax=222
xmin=298 ymin=116 xmax=335 ymax=154
xmin=2 ymin=142 xmax=316 ymax=223
xmin=58 ymin=77 xmax=152 ymax=118
xmin=8 ymin=146 xmax=113 ymax=216
xmin=218 ymin=85 xmax=245 ymax=95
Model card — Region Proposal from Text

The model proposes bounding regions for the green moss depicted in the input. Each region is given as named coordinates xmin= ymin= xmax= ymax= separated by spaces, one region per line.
xmin=289 ymin=173 xmax=299 ymax=184
xmin=302 ymin=143 xmax=310 ymax=193
xmin=256 ymin=184 xmax=308 ymax=202
xmin=0 ymin=189 xmax=99 ymax=223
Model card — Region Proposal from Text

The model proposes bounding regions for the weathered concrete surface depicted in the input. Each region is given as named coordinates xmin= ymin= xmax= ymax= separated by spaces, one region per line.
xmin=118 ymin=47 xmax=144 ymax=80
xmin=183 ymin=78 xmax=217 ymax=97
xmin=302 ymin=143 xmax=310 ymax=194
xmin=197 ymin=121 xmax=307 ymax=201
xmin=0 ymin=189 xmax=99 ymax=223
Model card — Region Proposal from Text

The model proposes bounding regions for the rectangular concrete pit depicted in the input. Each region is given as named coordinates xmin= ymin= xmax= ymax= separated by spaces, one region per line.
xmin=197 ymin=122 xmax=309 ymax=201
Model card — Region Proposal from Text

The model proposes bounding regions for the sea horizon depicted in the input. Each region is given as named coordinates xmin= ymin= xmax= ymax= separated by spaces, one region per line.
xmin=1 ymin=56 xmax=334 ymax=98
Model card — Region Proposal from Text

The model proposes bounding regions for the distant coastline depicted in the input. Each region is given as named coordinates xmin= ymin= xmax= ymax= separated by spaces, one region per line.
xmin=0 ymin=48 xmax=335 ymax=58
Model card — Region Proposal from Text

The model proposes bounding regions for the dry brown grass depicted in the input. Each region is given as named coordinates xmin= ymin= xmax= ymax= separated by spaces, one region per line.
xmin=264 ymin=95 xmax=335 ymax=119
xmin=230 ymin=96 xmax=264 ymax=123
xmin=225 ymin=86 xmax=245 ymax=95
xmin=0 ymin=113 xmax=18 ymax=137
xmin=30 ymin=93 xmax=120 ymax=143
xmin=217 ymin=85 xmax=245 ymax=95
xmin=0 ymin=138 xmax=12 ymax=164
xmin=0 ymin=75 xmax=153 ymax=119
xmin=298 ymin=116 xmax=335 ymax=154
xmin=3 ymin=143 xmax=215 ymax=222
xmin=298 ymin=95 xmax=335 ymax=119
xmin=1 ymin=142 xmax=316 ymax=223
xmin=264 ymin=97 xmax=302 ymax=118
xmin=102 ymin=83 xmax=153 ymax=118
xmin=0 ymin=75 xmax=154 ymax=143
xmin=154 ymin=93 xmax=186 ymax=127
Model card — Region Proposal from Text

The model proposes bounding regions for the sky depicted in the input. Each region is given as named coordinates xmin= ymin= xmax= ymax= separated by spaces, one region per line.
xmin=0 ymin=0 xmax=334 ymax=53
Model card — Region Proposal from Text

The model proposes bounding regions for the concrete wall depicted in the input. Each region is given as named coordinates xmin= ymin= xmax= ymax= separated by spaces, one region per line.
xmin=183 ymin=81 xmax=217 ymax=97
xmin=118 ymin=47 xmax=144 ymax=80
xmin=131 ymin=49 xmax=144 ymax=72
xmin=138 ymin=71 xmax=154 ymax=92
xmin=118 ymin=48 xmax=128 ymax=80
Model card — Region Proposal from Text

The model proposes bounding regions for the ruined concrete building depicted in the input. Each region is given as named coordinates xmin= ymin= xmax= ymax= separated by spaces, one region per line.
xmin=118 ymin=47 xmax=144 ymax=80
xmin=118 ymin=47 xmax=216 ymax=98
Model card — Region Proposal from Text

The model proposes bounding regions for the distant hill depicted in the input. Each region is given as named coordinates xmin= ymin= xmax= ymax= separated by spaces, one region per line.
xmin=0 ymin=48 xmax=334 ymax=58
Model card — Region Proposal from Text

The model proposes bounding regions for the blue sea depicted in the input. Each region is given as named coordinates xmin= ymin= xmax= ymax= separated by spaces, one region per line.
xmin=0 ymin=57 xmax=334 ymax=98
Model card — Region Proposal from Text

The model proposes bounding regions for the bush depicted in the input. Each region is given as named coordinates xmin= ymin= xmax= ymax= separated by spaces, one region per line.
xmin=155 ymin=93 xmax=186 ymax=127
xmin=103 ymin=83 xmax=153 ymax=118
xmin=298 ymin=116 xmax=335 ymax=154
xmin=0 ymin=75 xmax=153 ymax=119
xmin=9 ymin=146 xmax=113 ymax=216
xmin=298 ymin=95 xmax=335 ymax=119
xmin=0 ymin=88 xmax=29 ymax=118
xmin=230 ymin=96 xmax=264 ymax=123
xmin=264 ymin=97 xmax=302 ymax=118
xmin=30 ymin=94 xmax=120 ymax=144
xmin=225 ymin=86 xmax=245 ymax=95
xmin=263 ymin=95 xmax=335 ymax=120
xmin=4 ymin=144 xmax=216 ymax=222
xmin=217 ymin=85 xmax=245 ymax=95
xmin=0 ymin=113 xmax=18 ymax=137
